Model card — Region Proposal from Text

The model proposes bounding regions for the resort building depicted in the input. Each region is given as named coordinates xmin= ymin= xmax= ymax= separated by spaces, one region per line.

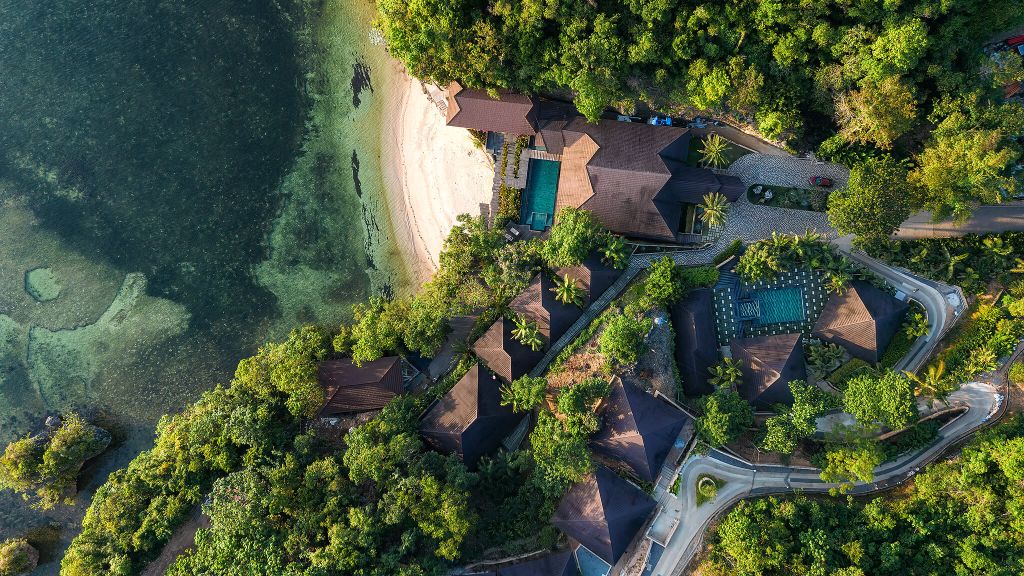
xmin=473 ymin=316 xmax=545 ymax=383
xmin=557 ymin=253 xmax=621 ymax=307
xmin=445 ymin=82 xmax=539 ymax=135
xmin=317 ymin=356 xmax=404 ymax=417
xmin=590 ymin=378 xmax=692 ymax=483
xmin=443 ymin=83 xmax=745 ymax=242
xmin=551 ymin=465 xmax=656 ymax=566
xmin=509 ymin=274 xmax=584 ymax=344
xmin=419 ymin=363 xmax=522 ymax=467
xmin=812 ymin=280 xmax=910 ymax=364
xmin=730 ymin=333 xmax=807 ymax=408
xmin=671 ymin=288 xmax=721 ymax=397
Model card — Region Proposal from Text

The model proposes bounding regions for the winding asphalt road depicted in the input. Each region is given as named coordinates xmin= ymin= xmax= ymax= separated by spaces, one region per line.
xmin=652 ymin=382 xmax=1001 ymax=576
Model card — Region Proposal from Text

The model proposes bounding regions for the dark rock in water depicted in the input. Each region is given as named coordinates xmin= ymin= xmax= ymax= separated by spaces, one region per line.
xmin=351 ymin=149 xmax=362 ymax=197
xmin=351 ymin=60 xmax=373 ymax=108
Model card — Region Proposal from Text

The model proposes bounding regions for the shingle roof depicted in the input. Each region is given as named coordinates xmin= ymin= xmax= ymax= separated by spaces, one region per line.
xmin=545 ymin=118 xmax=744 ymax=242
xmin=558 ymin=254 xmax=621 ymax=306
xmin=317 ymin=357 xmax=403 ymax=416
xmin=419 ymin=363 xmax=521 ymax=467
xmin=812 ymin=281 xmax=909 ymax=364
xmin=730 ymin=333 xmax=806 ymax=408
xmin=509 ymin=275 xmax=585 ymax=343
xmin=551 ymin=466 xmax=656 ymax=565
xmin=590 ymin=379 xmax=691 ymax=482
xmin=497 ymin=551 xmax=578 ymax=576
xmin=446 ymin=82 xmax=538 ymax=135
xmin=671 ymin=289 xmax=721 ymax=398
xmin=472 ymin=317 xmax=545 ymax=383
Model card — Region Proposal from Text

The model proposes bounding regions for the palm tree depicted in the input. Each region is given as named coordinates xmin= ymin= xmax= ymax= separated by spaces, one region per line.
xmin=700 ymin=192 xmax=730 ymax=229
xmin=551 ymin=274 xmax=586 ymax=308
xmin=708 ymin=358 xmax=742 ymax=389
xmin=512 ymin=315 xmax=544 ymax=351
xmin=699 ymin=133 xmax=730 ymax=168
xmin=601 ymin=234 xmax=629 ymax=270
xmin=827 ymin=270 xmax=851 ymax=294
xmin=904 ymin=361 xmax=951 ymax=407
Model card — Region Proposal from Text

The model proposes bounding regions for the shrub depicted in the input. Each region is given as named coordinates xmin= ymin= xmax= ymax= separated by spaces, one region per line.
xmin=642 ymin=256 xmax=684 ymax=306
xmin=0 ymin=539 xmax=37 ymax=576
xmin=1010 ymin=362 xmax=1024 ymax=387
xmin=679 ymin=265 xmax=720 ymax=291
xmin=696 ymin=474 xmax=724 ymax=506
xmin=599 ymin=313 xmax=653 ymax=368
xmin=542 ymin=207 xmax=604 ymax=267
xmin=495 ymin=184 xmax=521 ymax=226
xmin=713 ymin=239 xmax=743 ymax=265
xmin=828 ymin=358 xmax=873 ymax=389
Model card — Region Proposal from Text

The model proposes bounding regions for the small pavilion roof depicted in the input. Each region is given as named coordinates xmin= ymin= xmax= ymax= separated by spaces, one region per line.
xmin=317 ymin=356 xmax=402 ymax=416
xmin=812 ymin=280 xmax=909 ymax=364
xmin=472 ymin=317 xmax=545 ymax=383
xmin=445 ymin=81 xmax=538 ymax=135
xmin=730 ymin=333 xmax=806 ymax=408
xmin=671 ymin=288 xmax=721 ymax=398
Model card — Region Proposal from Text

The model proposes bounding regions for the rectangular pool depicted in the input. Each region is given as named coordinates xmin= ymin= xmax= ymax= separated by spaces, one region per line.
xmin=752 ymin=286 xmax=805 ymax=325
xmin=521 ymin=158 xmax=560 ymax=231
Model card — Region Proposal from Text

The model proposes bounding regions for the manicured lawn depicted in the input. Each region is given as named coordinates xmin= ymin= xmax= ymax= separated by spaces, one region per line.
xmin=686 ymin=135 xmax=751 ymax=168
xmin=746 ymin=184 xmax=829 ymax=212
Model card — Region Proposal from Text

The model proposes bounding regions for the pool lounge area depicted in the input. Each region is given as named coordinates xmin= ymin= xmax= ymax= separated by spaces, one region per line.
xmin=520 ymin=158 xmax=560 ymax=231
xmin=713 ymin=268 xmax=830 ymax=345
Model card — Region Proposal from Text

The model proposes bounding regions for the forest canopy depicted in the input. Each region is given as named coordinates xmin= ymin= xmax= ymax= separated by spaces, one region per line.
xmin=377 ymin=0 xmax=1024 ymax=144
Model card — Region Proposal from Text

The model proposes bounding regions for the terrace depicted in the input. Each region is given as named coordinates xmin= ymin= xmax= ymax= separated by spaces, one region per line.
xmin=712 ymin=268 xmax=831 ymax=345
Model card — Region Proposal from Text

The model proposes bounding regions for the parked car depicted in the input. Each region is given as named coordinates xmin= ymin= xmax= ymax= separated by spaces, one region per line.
xmin=808 ymin=176 xmax=833 ymax=187
xmin=647 ymin=115 xmax=672 ymax=126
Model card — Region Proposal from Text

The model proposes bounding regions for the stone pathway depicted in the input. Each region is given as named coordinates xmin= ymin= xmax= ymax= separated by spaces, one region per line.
xmin=727 ymin=153 xmax=850 ymax=190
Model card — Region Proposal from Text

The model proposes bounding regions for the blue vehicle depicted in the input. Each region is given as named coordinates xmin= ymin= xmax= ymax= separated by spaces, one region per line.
xmin=647 ymin=115 xmax=672 ymax=126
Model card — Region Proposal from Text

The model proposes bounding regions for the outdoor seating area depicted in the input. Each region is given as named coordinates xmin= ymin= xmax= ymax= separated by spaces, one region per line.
xmin=712 ymin=268 xmax=831 ymax=345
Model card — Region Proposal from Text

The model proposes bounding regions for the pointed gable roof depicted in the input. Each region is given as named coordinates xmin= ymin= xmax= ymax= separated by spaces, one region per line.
xmin=497 ymin=551 xmax=579 ymax=576
xmin=558 ymin=254 xmax=621 ymax=306
xmin=509 ymin=275 xmax=584 ymax=343
xmin=317 ymin=356 xmax=403 ymax=416
xmin=472 ymin=317 xmax=545 ymax=383
xmin=590 ymin=379 xmax=690 ymax=482
xmin=445 ymin=82 xmax=538 ymax=135
xmin=547 ymin=118 xmax=745 ymax=242
xmin=551 ymin=466 xmax=656 ymax=565
xmin=671 ymin=289 xmax=721 ymax=398
xmin=419 ymin=363 xmax=521 ymax=467
xmin=812 ymin=280 xmax=910 ymax=364
xmin=731 ymin=333 xmax=806 ymax=408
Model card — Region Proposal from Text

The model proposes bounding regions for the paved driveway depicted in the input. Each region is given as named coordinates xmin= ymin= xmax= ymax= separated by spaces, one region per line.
xmin=727 ymin=153 xmax=849 ymax=190
xmin=895 ymin=203 xmax=1024 ymax=238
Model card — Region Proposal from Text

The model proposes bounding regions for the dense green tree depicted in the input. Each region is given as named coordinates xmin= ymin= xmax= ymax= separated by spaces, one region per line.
xmin=542 ymin=207 xmax=604 ymax=267
xmin=500 ymin=375 xmax=548 ymax=413
xmin=598 ymin=313 xmax=652 ymax=368
xmin=528 ymin=411 xmax=592 ymax=498
xmin=912 ymin=95 xmax=1024 ymax=221
xmin=759 ymin=381 xmax=834 ymax=454
xmin=599 ymin=233 xmax=629 ymax=270
xmin=836 ymin=75 xmax=917 ymax=149
xmin=697 ymin=389 xmax=754 ymax=447
xmin=828 ymin=155 xmax=916 ymax=241
xmin=843 ymin=371 xmax=917 ymax=430
xmin=556 ymin=378 xmax=610 ymax=436
xmin=818 ymin=438 xmax=885 ymax=491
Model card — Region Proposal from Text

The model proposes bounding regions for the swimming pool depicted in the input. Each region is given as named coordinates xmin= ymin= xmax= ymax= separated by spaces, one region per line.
xmin=752 ymin=286 xmax=805 ymax=325
xmin=521 ymin=158 xmax=561 ymax=231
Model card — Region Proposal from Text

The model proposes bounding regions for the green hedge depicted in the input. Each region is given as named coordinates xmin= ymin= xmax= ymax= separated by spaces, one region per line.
xmin=828 ymin=358 xmax=873 ymax=389
xmin=713 ymin=239 xmax=744 ymax=265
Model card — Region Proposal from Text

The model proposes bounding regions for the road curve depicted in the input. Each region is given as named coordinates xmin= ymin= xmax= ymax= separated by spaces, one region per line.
xmin=654 ymin=382 xmax=1001 ymax=576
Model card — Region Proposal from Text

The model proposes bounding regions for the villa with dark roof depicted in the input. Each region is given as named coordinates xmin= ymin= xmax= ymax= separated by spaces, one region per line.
xmin=445 ymin=82 xmax=539 ymax=135
xmin=473 ymin=316 xmax=545 ymax=383
xmin=419 ymin=363 xmax=521 ymax=467
xmin=557 ymin=254 xmax=621 ymax=306
xmin=590 ymin=378 xmax=692 ymax=482
xmin=509 ymin=274 xmax=584 ymax=344
xmin=551 ymin=466 xmax=656 ymax=565
xmin=731 ymin=333 xmax=807 ymax=408
xmin=812 ymin=280 xmax=910 ymax=364
xmin=317 ymin=356 xmax=403 ymax=417
xmin=671 ymin=288 xmax=721 ymax=397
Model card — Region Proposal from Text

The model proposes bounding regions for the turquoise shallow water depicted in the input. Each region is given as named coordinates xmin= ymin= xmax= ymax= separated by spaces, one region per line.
xmin=0 ymin=0 xmax=404 ymax=568
xmin=521 ymin=159 xmax=560 ymax=230
xmin=753 ymin=286 xmax=806 ymax=325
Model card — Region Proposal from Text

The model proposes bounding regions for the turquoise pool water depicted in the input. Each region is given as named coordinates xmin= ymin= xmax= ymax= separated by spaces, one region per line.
xmin=752 ymin=286 xmax=805 ymax=325
xmin=521 ymin=158 xmax=561 ymax=230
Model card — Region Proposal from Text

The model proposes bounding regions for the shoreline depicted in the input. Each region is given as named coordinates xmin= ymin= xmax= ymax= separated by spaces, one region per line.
xmin=377 ymin=61 xmax=495 ymax=288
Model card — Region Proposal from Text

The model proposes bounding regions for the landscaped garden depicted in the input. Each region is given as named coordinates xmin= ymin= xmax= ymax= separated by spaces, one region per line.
xmin=746 ymin=184 xmax=829 ymax=211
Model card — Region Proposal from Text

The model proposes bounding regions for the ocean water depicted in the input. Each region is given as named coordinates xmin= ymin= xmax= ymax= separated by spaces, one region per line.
xmin=0 ymin=0 xmax=406 ymax=568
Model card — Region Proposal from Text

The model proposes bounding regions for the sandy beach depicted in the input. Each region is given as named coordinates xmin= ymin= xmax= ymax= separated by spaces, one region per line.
xmin=378 ymin=63 xmax=495 ymax=286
